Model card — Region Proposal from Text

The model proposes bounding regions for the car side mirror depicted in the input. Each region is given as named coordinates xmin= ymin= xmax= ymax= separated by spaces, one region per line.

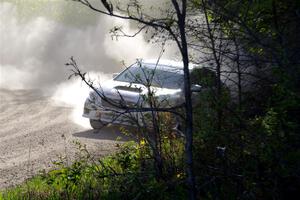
xmin=191 ymin=84 xmax=202 ymax=93
xmin=112 ymin=73 xmax=119 ymax=79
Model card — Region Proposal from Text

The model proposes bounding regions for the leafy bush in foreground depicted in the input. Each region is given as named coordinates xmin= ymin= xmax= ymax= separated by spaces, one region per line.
xmin=1 ymin=140 xmax=187 ymax=200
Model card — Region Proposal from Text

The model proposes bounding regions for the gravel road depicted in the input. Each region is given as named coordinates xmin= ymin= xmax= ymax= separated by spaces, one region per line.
xmin=0 ymin=89 xmax=126 ymax=189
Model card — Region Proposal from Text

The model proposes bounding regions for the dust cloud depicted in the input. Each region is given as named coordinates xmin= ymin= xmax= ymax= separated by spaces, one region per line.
xmin=0 ymin=1 xmax=152 ymax=90
xmin=52 ymin=71 xmax=111 ymax=128
xmin=0 ymin=1 xmax=175 ymax=127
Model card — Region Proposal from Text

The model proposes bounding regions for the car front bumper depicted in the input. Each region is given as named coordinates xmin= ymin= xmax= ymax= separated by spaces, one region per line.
xmin=82 ymin=98 xmax=142 ymax=126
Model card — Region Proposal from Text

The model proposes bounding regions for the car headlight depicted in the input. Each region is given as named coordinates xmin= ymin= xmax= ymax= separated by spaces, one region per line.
xmin=88 ymin=91 xmax=102 ymax=106
xmin=88 ymin=91 xmax=97 ymax=102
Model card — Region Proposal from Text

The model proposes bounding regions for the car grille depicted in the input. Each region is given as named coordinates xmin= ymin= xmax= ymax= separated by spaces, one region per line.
xmin=84 ymin=108 xmax=90 ymax=114
xmin=101 ymin=98 xmax=139 ymax=110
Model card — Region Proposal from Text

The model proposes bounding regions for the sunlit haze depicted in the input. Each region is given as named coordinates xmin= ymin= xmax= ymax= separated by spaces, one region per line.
xmin=0 ymin=0 xmax=175 ymax=126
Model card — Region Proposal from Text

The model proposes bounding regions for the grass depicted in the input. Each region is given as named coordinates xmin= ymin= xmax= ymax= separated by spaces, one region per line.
xmin=1 ymin=177 xmax=59 ymax=200
xmin=0 ymin=140 xmax=187 ymax=200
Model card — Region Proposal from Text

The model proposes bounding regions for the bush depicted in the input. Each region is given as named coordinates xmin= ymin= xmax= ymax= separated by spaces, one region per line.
xmin=1 ymin=137 xmax=188 ymax=200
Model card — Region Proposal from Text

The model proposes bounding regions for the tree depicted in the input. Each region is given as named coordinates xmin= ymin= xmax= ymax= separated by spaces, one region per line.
xmin=67 ymin=0 xmax=300 ymax=199
xmin=187 ymin=0 xmax=300 ymax=198
xmin=70 ymin=0 xmax=198 ymax=199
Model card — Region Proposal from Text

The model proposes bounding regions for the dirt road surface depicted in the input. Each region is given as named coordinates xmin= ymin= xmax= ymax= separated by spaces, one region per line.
xmin=0 ymin=89 xmax=126 ymax=189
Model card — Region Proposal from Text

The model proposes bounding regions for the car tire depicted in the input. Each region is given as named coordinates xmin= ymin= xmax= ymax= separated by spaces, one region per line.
xmin=90 ymin=119 xmax=106 ymax=129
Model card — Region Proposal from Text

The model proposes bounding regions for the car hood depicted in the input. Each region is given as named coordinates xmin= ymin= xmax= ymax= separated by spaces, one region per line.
xmin=97 ymin=80 xmax=182 ymax=105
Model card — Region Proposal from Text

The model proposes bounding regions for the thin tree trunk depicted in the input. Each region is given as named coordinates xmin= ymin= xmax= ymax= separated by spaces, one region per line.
xmin=202 ymin=0 xmax=223 ymax=131
xmin=234 ymin=37 xmax=242 ymax=111
xmin=172 ymin=0 xmax=197 ymax=199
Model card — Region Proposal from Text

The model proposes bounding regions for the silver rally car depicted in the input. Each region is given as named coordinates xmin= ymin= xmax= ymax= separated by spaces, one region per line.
xmin=82 ymin=59 xmax=201 ymax=129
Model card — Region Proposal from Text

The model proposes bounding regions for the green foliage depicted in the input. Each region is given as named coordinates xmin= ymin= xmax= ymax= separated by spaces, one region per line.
xmin=192 ymin=87 xmax=299 ymax=199
xmin=189 ymin=53 xmax=299 ymax=199
xmin=2 ymin=1 xmax=300 ymax=199
xmin=1 ymin=137 xmax=187 ymax=200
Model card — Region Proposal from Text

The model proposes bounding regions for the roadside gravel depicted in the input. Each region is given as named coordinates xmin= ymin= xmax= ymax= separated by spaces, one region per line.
xmin=0 ymin=89 xmax=125 ymax=188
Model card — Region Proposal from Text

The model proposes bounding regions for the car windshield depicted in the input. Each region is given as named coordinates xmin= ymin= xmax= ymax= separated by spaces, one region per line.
xmin=114 ymin=63 xmax=184 ymax=89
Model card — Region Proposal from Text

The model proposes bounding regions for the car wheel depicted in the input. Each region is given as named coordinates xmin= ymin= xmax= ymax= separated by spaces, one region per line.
xmin=90 ymin=119 xmax=106 ymax=129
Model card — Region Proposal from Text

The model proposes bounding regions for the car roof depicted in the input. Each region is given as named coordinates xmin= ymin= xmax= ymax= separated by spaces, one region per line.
xmin=140 ymin=59 xmax=196 ymax=70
